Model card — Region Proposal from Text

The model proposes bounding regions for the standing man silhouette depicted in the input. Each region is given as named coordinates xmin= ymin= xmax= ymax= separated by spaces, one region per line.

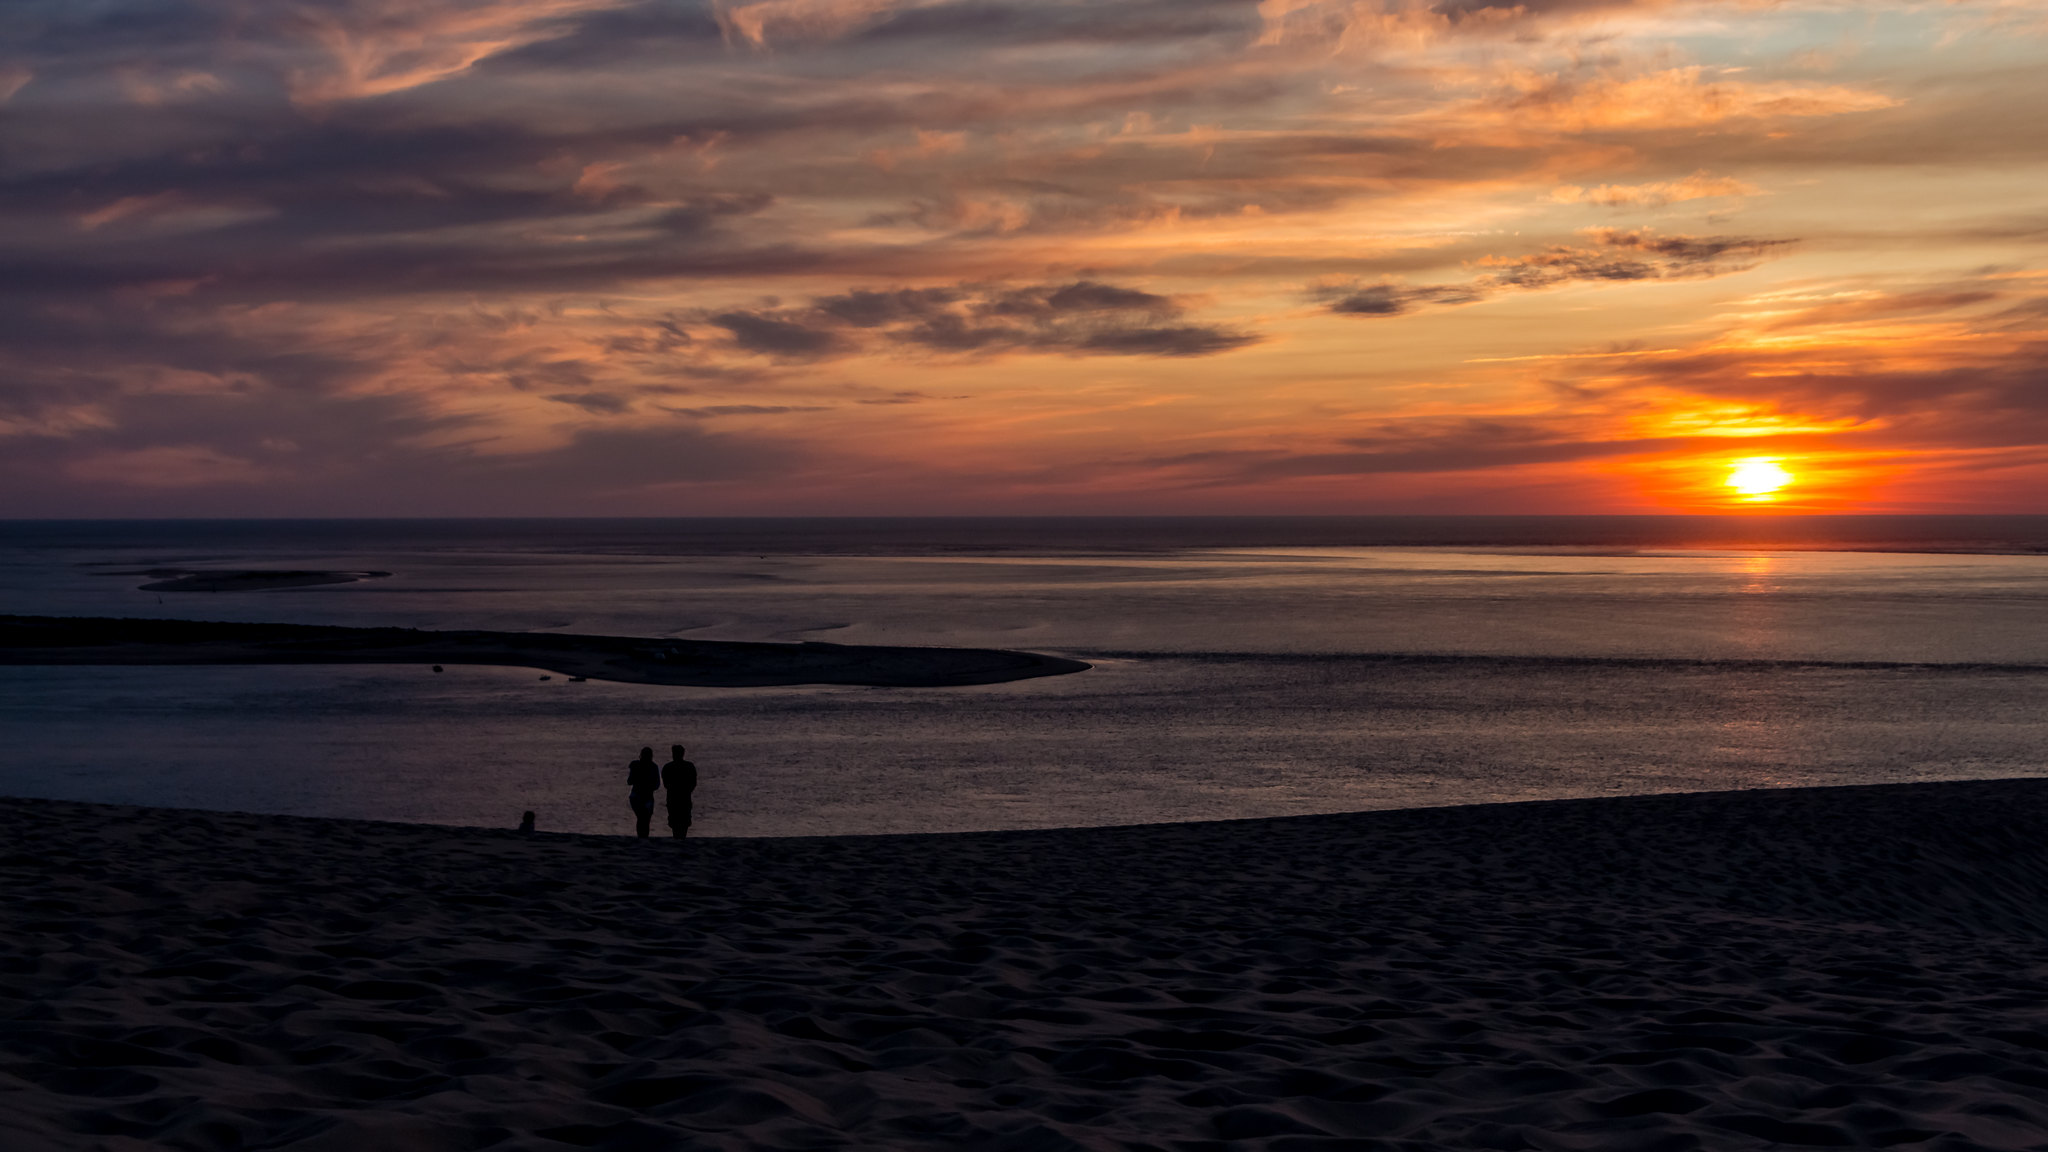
xmin=661 ymin=744 xmax=698 ymax=838
xmin=626 ymin=747 xmax=660 ymax=838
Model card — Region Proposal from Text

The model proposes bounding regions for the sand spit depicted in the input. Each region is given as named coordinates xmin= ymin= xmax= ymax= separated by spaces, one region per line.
xmin=5 ymin=782 xmax=2048 ymax=1151
xmin=0 ymin=615 xmax=1090 ymax=688
xmin=134 ymin=570 xmax=393 ymax=594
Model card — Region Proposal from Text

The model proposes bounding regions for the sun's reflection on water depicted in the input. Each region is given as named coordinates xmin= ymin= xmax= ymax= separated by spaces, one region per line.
xmin=1737 ymin=553 xmax=1777 ymax=594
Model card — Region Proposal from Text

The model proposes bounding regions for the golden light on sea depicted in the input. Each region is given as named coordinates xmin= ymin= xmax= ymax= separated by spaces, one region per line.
xmin=1727 ymin=458 xmax=1793 ymax=501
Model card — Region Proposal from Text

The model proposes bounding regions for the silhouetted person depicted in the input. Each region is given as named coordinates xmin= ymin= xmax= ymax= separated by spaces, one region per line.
xmin=627 ymin=747 xmax=660 ymax=838
xmin=661 ymin=744 xmax=698 ymax=838
xmin=518 ymin=811 xmax=535 ymax=834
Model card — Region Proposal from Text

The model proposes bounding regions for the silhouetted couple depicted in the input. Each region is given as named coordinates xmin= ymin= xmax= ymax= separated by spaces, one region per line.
xmin=627 ymin=745 xmax=697 ymax=839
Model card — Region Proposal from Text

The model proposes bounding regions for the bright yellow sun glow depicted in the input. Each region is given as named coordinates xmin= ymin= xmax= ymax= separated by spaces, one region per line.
xmin=1727 ymin=458 xmax=1794 ymax=499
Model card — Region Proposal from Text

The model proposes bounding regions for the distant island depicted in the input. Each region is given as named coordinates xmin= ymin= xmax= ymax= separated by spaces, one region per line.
xmin=0 ymin=616 xmax=1089 ymax=688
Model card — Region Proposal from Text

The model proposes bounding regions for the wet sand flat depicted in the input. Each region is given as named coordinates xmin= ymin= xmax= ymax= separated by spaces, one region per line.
xmin=0 ymin=615 xmax=1089 ymax=688
xmin=5 ymin=780 xmax=2048 ymax=1150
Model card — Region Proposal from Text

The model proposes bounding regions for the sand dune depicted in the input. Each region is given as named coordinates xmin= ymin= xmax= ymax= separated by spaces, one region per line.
xmin=5 ymin=781 xmax=2048 ymax=1149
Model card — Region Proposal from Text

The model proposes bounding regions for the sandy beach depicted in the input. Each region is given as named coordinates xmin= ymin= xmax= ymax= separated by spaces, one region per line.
xmin=6 ymin=780 xmax=2048 ymax=1150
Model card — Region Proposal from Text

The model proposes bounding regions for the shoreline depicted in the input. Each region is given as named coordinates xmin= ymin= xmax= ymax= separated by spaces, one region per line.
xmin=6 ymin=779 xmax=2048 ymax=1148
xmin=0 ymin=614 xmax=1090 ymax=688
xmin=12 ymin=773 xmax=2044 ymax=842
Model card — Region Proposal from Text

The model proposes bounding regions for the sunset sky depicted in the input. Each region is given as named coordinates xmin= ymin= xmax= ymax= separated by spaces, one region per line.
xmin=4 ymin=0 xmax=2047 ymax=516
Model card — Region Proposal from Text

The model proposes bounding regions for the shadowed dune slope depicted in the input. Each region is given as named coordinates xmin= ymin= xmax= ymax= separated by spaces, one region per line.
xmin=5 ymin=781 xmax=2048 ymax=1150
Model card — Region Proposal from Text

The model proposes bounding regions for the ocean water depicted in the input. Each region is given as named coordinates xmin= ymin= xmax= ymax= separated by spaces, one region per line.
xmin=5 ymin=517 xmax=2048 ymax=836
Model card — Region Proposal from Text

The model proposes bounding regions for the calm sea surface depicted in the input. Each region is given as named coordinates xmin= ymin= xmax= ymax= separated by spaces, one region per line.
xmin=5 ymin=517 xmax=2048 ymax=836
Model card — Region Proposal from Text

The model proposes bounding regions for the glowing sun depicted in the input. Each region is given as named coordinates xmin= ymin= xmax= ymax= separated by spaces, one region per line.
xmin=1727 ymin=457 xmax=1793 ymax=499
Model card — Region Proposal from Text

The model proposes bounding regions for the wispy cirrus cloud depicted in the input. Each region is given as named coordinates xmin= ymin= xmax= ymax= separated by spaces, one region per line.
xmin=713 ymin=0 xmax=949 ymax=49
xmin=276 ymin=0 xmax=638 ymax=105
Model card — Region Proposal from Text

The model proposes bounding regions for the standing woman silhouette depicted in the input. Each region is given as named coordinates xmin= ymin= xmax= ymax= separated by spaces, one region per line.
xmin=626 ymin=747 xmax=660 ymax=838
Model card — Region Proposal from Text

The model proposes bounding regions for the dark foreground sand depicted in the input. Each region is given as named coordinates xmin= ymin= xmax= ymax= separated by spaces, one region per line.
xmin=6 ymin=781 xmax=2048 ymax=1151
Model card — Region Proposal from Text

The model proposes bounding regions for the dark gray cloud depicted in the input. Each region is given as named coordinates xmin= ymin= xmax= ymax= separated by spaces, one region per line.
xmin=1010 ymin=281 xmax=1174 ymax=315
xmin=817 ymin=287 xmax=965 ymax=327
xmin=546 ymin=391 xmax=633 ymax=414
xmin=1320 ymin=229 xmax=1795 ymax=316
xmin=700 ymin=279 xmax=1257 ymax=360
xmin=1074 ymin=326 xmax=1256 ymax=357
xmin=710 ymin=312 xmax=846 ymax=358
xmin=663 ymin=404 xmax=829 ymax=418
xmin=1325 ymin=284 xmax=1486 ymax=316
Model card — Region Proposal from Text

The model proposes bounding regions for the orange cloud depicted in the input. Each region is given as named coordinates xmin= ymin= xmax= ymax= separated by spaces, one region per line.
xmin=1552 ymin=171 xmax=1759 ymax=208
xmin=1538 ymin=278 xmax=2048 ymax=510
xmin=713 ymin=0 xmax=946 ymax=49
xmin=75 ymin=193 xmax=184 ymax=233
xmin=1474 ymin=66 xmax=1899 ymax=135
xmin=284 ymin=0 xmax=630 ymax=105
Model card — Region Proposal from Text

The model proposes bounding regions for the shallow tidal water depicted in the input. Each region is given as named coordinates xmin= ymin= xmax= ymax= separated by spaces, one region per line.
xmin=5 ymin=517 xmax=2048 ymax=835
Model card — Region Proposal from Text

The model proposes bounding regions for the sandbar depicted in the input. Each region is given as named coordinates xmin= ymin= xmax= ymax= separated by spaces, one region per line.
xmin=0 ymin=615 xmax=1090 ymax=688
xmin=4 ymin=780 xmax=2048 ymax=1148
xmin=134 ymin=569 xmax=393 ymax=593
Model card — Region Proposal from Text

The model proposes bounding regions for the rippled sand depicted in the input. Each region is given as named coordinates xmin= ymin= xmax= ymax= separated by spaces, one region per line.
xmin=6 ymin=781 xmax=2048 ymax=1149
